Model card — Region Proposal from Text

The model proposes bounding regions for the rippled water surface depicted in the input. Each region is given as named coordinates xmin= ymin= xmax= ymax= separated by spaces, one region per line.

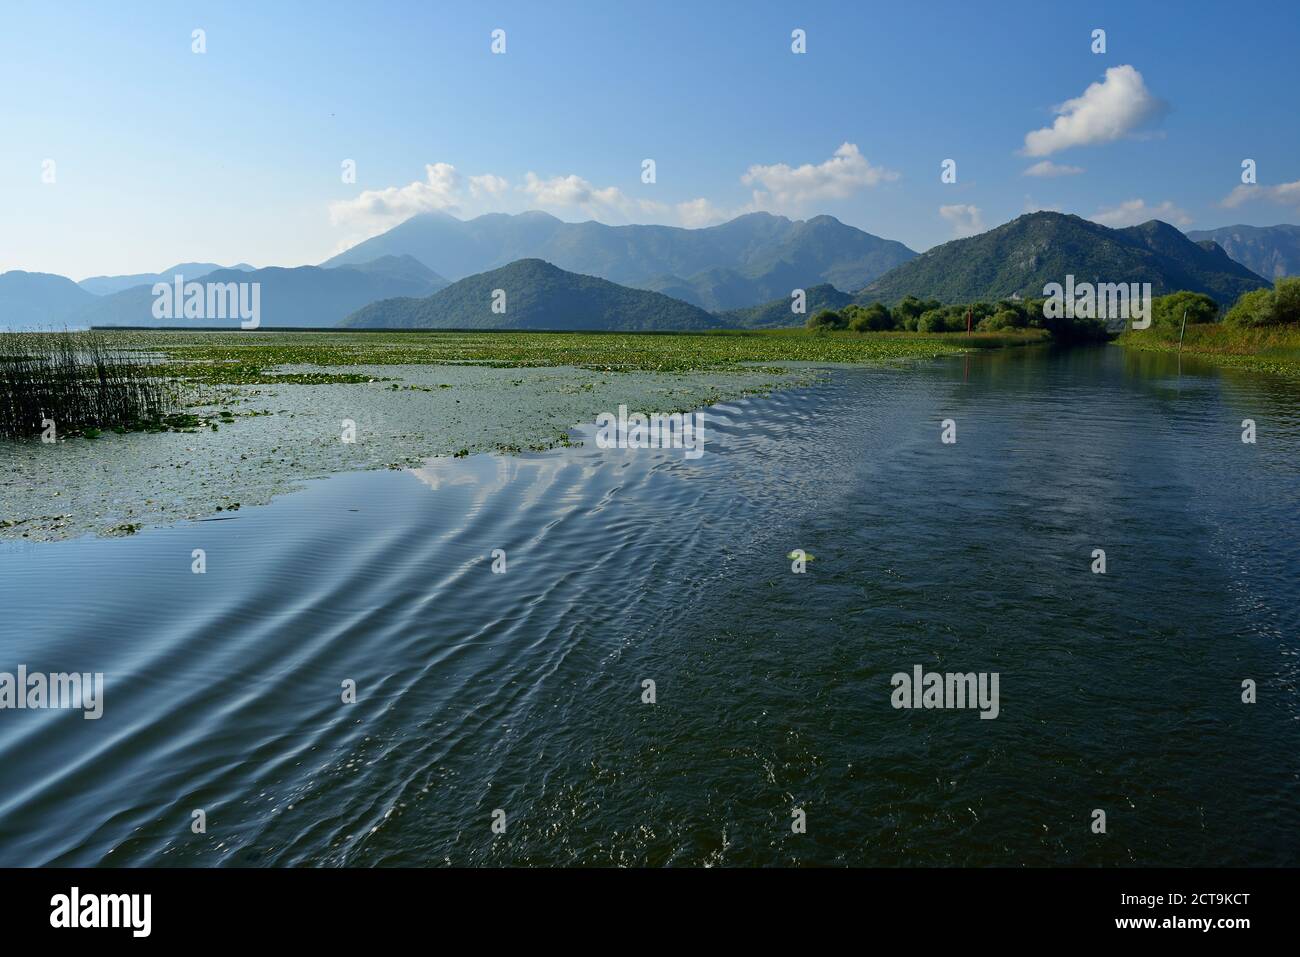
xmin=2 ymin=346 xmax=1297 ymax=866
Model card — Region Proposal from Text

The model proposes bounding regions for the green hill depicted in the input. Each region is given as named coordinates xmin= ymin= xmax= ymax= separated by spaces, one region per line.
xmin=857 ymin=212 xmax=1269 ymax=306
xmin=343 ymin=259 xmax=722 ymax=331
xmin=0 ymin=271 xmax=98 ymax=331
xmin=715 ymin=284 xmax=855 ymax=328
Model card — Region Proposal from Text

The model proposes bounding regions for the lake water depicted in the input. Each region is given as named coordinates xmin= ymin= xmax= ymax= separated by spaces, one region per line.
xmin=1 ymin=345 xmax=1297 ymax=866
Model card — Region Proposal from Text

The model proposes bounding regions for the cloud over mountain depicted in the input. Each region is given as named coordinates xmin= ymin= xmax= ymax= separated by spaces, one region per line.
xmin=939 ymin=204 xmax=984 ymax=238
xmin=741 ymin=143 xmax=898 ymax=210
xmin=1090 ymin=198 xmax=1190 ymax=228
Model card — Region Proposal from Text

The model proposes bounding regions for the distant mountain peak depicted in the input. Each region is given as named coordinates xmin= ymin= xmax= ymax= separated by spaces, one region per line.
xmin=858 ymin=212 xmax=1268 ymax=305
xmin=1186 ymin=223 xmax=1300 ymax=280
xmin=322 ymin=210 xmax=916 ymax=311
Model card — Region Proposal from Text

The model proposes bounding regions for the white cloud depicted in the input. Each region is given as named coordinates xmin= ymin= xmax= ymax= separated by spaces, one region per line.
xmin=329 ymin=162 xmax=465 ymax=233
xmin=1023 ymin=160 xmax=1084 ymax=177
xmin=1090 ymin=198 xmax=1191 ymax=228
xmin=939 ymin=204 xmax=984 ymax=238
xmin=672 ymin=197 xmax=731 ymax=227
xmin=468 ymin=173 xmax=509 ymax=198
xmin=1220 ymin=180 xmax=1300 ymax=209
xmin=1023 ymin=65 xmax=1163 ymax=157
xmin=741 ymin=143 xmax=898 ymax=211
xmin=516 ymin=171 xmax=667 ymax=222
xmin=512 ymin=176 xmax=735 ymax=225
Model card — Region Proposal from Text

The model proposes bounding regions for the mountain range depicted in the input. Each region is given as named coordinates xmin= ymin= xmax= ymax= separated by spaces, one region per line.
xmin=324 ymin=210 xmax=916 ymax=311
xmin=4 ymin=210 xmax=1291 ymax=333
xmin=343 ymin=259 xmax=719 ymax=331
xmin=1186 ymin=224 xmax=1300 ymax=281
xmin=855 ymin=213 xmax=1270 ymax=306
xmin=0 ymin=271 xmax=99 ymax=331
xmin=81 ymin=256 xmax=446 ymax=328
xmin=77 ymin=262 xmax=257 ymax=296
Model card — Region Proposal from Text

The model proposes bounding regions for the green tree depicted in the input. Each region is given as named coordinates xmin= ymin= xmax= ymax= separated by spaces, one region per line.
xmin=1225 ymin=288 xmax=1277 ymax=327
xmin=978 ymin=309 xmax=1021 ymax=331
xmin=917 ymin=309 xmax=949 ymax=333
xmin=893 ymin=296 xmax=925 ymax=325
xmin=806 ymin=308 xmax=843 ymax=331
xmin=1151 ymin=291 xmax=1218 ymax=331
xmin=1273 ymin=277 xmax=1300 ymax=323
xmin=849 ymin=302 xmax=893 ymax=332
xmin=840 ymin=304 xmax=867 ymax=330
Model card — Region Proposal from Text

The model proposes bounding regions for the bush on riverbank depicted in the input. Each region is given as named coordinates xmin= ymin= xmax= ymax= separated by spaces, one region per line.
xmin=1224 ymin=277 xmax=1300 ymax=327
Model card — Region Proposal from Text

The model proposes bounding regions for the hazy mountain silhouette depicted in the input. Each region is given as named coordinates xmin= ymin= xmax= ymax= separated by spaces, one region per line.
xmin=1186 ymin=224 xmax=1300 ymax=280
xmin=0 ymin=271 xmax=98 ymax=330
xmin=325 ymin=210 xmax=916 ymax=310
xmin=80 ymin=256 xmax=447 ymax=328
xmin=78 ymin=263 xmax=257 ymax=296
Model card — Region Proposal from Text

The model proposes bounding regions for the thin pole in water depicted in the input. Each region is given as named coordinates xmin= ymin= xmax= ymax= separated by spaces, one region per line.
xmin=1177 ymin=307 xmax=1188 ymax=352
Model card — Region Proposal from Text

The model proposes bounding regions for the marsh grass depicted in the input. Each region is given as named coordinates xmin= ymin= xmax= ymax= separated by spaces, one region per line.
xmin=1118 ymin=323 xmax=1300 ymax=378
xmin=0 ymin=331 xmax=179 ymax=439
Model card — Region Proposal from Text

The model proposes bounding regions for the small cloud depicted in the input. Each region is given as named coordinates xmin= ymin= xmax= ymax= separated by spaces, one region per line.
xmin=1023 ymin=65 xmax=1164 ymax=157
xmin=1023 ymin=160 xmax=1084 ymax=178
xmin=468 ymin=174 xmax=509 ymax=198
xmin=742 ymin=143 xmax=898 ymax=212
xmin=1090 ymin=198 xmax=1190 ymax=228
xmin=940 ymin=204 xmax=984 ymax=238
xmin=517 ymin=171 xmax=675 ymax=222
xmin=673 ymin=197 xmax=731 ymax=228
xmin=1220 ymin=180 xmax=1300 ymax=209
xmin=329 ymin=162 xmax=466 ymax=234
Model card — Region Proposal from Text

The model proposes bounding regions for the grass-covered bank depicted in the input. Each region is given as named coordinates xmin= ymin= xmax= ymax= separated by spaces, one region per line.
xmin=1118 ymin=323 xmax=1300 ymax=378
xmin=1117 ymin=279 xmax=1300 ymax=378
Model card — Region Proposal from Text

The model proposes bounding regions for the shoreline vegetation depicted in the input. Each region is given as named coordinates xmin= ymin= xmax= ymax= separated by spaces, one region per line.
xmin=1 ymin=325 xmax=1047 ymax=435
xmin=1118 ymin=279 xmax=1300 ymax=378
xmin=0 ymin=331 xmax=181 ymax=440
xmin=4 ymin=270 xmax=1298 ymax=445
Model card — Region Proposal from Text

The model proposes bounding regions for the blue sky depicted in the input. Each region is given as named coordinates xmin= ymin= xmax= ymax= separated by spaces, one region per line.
xmin=3 ymin=0 xmax=1298 ymax=278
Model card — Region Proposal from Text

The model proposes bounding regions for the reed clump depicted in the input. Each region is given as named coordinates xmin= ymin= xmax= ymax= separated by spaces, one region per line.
xmin=0 ymin=331 xmax=178 ymax=440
